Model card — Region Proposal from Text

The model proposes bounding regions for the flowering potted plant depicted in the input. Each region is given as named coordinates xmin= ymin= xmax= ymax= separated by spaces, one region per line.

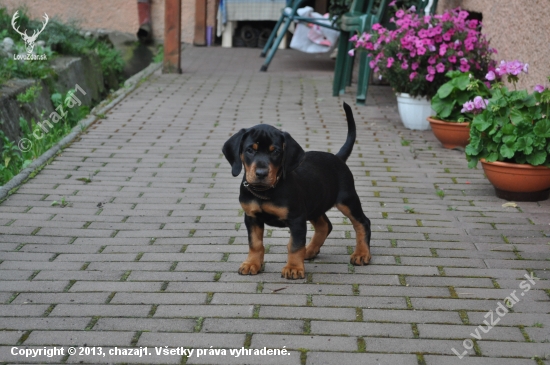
xmin=349 ymin=6 xmax=497 ymax=130
xmin=428 ymin=70 xmax=493 ymax=148
xmin=465 ymin=60 xmax=550 ymax=201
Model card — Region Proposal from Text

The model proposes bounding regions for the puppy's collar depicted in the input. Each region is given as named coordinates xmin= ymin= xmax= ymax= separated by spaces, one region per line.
xmin=242 ymin=170 xmax=282 ymax=200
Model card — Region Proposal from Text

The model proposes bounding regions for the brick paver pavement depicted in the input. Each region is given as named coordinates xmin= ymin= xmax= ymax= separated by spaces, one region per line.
xmin=0 ymin=46 xmax=549 ymax=365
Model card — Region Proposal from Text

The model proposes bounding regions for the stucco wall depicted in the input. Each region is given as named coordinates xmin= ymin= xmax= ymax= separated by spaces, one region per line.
xmin=438 ymin=0 xmax=550 ymax=91
xmin=0 ymin=0 xmax=197 ymax=44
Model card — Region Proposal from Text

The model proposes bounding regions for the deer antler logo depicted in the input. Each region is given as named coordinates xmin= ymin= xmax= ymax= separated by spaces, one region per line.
xmin=11 ymin=11 xmax=49 ymax=54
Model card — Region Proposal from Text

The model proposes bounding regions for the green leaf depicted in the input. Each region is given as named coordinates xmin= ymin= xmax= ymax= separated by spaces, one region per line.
xmin=472 ymin=113 xmax=492 ymax=132
xmin=514 ymin=136 xmax=533 ymax=154
xmin=501 ymin=124 xmax=515 ymax=135
xmin=509 ymin=109 xmax=526 ymax=124
xmin=500 ymin=144 xmax=515 ymax=159
xmin=454 ymin=74 xmax=470 ymax=90
xmin=465 ymin=143 xmax=481 ymax=156
xmin=526 ymin=150 xmax=547 ymax=166
xmin=486 ymin=152 xmax=499 ymax=162
xmin=534 ymin=119 xmax=550 ymax=137
xmin=503 ymin=135 xmax=517 ymax=145
xmin=437 ymin=83 xmax=454 ymax=99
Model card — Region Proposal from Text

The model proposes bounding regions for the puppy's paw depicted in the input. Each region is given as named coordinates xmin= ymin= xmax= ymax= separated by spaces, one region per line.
xmin=350 ymin=251 xmax=371 ymax=266
xmin=281 ymin=264 xmax=305 ymax=280
xmin=238 ymin=261 xmax=263 ymax=275
xmin=305 ymin=246 xmax=320 ymax=260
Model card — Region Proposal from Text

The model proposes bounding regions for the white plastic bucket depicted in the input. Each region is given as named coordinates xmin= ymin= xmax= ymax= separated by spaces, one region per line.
xmin=396 ymin=93 xmax=434 ymax=131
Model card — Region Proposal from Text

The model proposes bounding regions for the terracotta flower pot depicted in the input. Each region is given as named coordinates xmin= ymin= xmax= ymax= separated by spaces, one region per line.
xmin=427 ymin=117 xmax=470 ymax=149
xmin=480 ymin=159 xmax=550 ymax=201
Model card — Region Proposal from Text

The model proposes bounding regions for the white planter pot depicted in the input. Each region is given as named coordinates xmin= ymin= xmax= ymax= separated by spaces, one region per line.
xmin=396 ymin=93 xmax=434 ymax=131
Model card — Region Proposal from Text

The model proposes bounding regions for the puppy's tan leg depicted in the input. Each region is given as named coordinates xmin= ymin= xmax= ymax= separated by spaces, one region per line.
xmin=281 ymin=239 xmax=306 ymax=279
xmin=239 ymin=218 xmax=264 ymax=275
xmin=336 ymin=203 xmax=371 ymax=266
xmin=305 ymin=214 xmax=332 ymax=260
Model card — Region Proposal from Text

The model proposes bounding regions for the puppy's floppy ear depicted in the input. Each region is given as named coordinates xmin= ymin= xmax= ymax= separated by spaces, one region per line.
xmin=222 ymin=128 xmax=248 ymax=177
xmin=282 ymin=131 xmax=305 ymax=179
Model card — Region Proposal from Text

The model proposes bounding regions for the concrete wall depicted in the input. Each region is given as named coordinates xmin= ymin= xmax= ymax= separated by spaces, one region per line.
xmin=0 ymin=0 xmax=198 ymax=44
xmin=438 ymin=0 xmax=550 ymax=91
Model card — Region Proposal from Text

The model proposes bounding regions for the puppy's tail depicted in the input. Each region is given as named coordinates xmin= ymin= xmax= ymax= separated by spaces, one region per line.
xmin=335 ymin=102 xmax=356 ymax=163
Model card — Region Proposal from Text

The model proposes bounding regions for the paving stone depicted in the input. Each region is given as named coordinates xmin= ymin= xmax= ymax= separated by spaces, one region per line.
xmin=93 ymin=318 xmax=196 ymax=332
xmin=202 ymin=318 xmax=303 ymax=334
xmin=153 ymin=305 xmax=254 ymax=318
xmin=479 ymin=341 xmax=550 ymax=358
xmin=24 ymin=330 xmax=134 ymax=346
xmin=138 ymin=332 xmax=245 ymax=348
xmin=424 ymin=355 xmax=537 ymax=364
xmin=362 ymin=309 xmax=463 ymax=324
xmin=310 ymin=320 xmax=413 ymax=337
xmin=251 ymin=334 xmax=357 ymax=351
xmin=260 ymin=306 xmax=358 ymax=321
xmin=417 ymin=323 xmax=525 ymax=341
xmin=12 ymin=293 xmax=110 ymax=304
xmin=306 ymin=353 xmax=418 ymax=365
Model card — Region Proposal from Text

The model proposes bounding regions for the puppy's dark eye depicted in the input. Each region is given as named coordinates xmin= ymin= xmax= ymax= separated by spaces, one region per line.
xmin=245 ymin=147 xmax=255 ymax=154
xmin=271 ymin=150 xmax=281 ymax=156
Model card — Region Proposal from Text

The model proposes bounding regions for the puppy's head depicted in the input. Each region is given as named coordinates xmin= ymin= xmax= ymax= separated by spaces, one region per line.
xmin=222 ymin=125 xmax=305 ymax=186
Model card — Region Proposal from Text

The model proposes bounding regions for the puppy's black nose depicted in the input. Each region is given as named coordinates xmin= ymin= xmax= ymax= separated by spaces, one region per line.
xmin=256 ymin=168 xmax=268 ymax=179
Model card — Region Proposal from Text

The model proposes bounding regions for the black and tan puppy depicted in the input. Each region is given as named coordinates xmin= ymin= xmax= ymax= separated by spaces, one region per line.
xmin=222 ymin=102 xmax=371 ymax=279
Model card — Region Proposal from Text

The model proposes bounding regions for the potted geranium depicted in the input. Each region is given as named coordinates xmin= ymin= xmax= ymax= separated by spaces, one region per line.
xmin=465 ymin=61 xmax=550 ymax=201
xmin=349 ymin=6 xmax=497 ymax=130
xmin=428 ymin=70 xmax=493 ymax=148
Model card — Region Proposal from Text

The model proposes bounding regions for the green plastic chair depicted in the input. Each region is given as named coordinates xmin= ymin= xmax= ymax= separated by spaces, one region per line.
xmin=332 ymin=0 xmax=390 ymax=105
xmin=333 ymin=0 xmax=439 ymax=105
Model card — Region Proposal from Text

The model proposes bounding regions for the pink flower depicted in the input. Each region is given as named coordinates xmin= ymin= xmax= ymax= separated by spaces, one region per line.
xmin=439 ymin=44 xmax=448 ymax=56
xmin=448 ymin=55 xmax=457 ymax=63
xmin=459 ymin=63 xmax=470 ymax=72
xmin=428 ymin=56 xmax=437 ymax=65
xmin=435 ymin=62 xmax=445 ymax=73
xmin=426 ymin=74 xmax=435 ymax=82
xmin=534 ymin=84 xmax=546 ymax=92
xmin=523 ymin=63 xmax=529 ymax=73
xmin=473 ymin=96 xmax=487 ymax=109
xmin=349 ymin=34 xmax=358 ymax=42
xmin=389 ymin=0 xmax=397 ymax=6
xmin=387 ymin=57 xmax=395 ymax=68
xmin=372 ymin=23 xmax=382 ymax=31
xmin=409 ymin=72 xmax=417 ymax=81
xmin=485 ymin=70 xmax=495 ymax=80
xmin=396 ymin=10 xmax=405 ymax=18
xmin=427 ymin=66 xmax=436 ymax=75
xmin=461 ymin=101 xmax=474 ymax=113
xmin=411 ymin=62 xmax=419 ymax=70
xmin=417 ymin=47 xmax=426 ymax=55
xmin=401 ymin=61 xmax=409 ymax=69
xmin=348 ymin=49 xmax=355 ymax=57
